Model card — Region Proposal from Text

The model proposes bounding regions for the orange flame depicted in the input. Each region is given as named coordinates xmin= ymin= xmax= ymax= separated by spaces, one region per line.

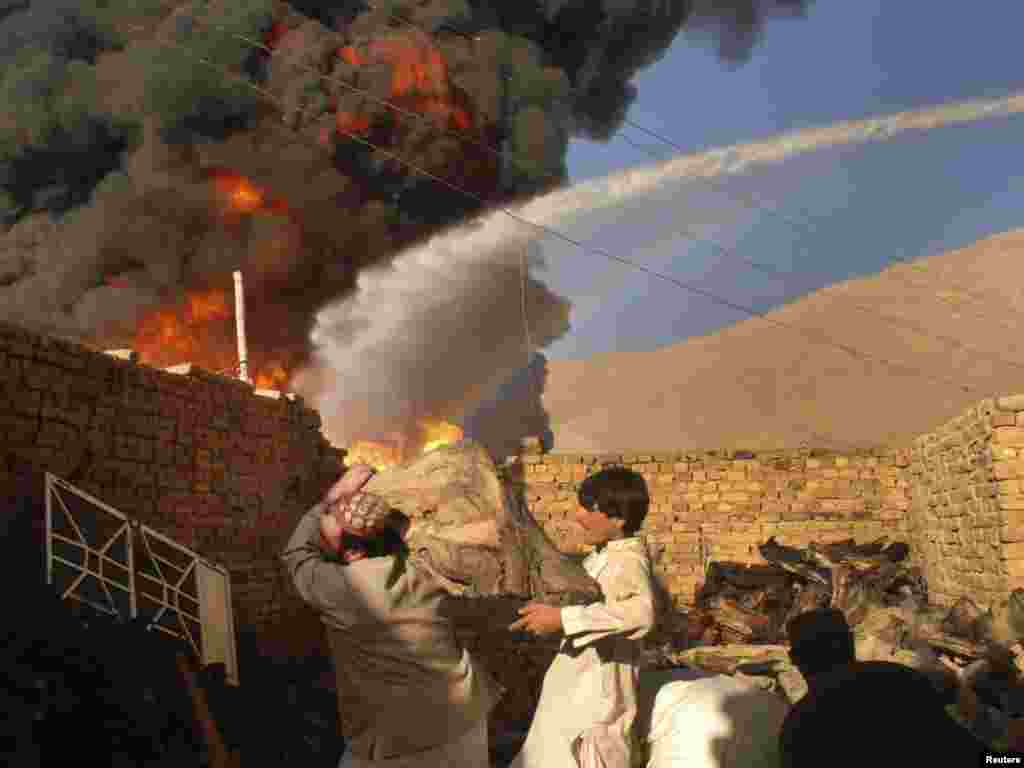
xmin=126 ymin=170 xmax=302 ymax=389
xmin=344 ymin=418 xmax=464 ymax=470
xmin=254 ymin=363 xmax=290 ymax=391
xmin=212 ymin=170 xmax=265 ymax=213
xmin=336 ymin=111 xmax=371 ymax=135
xmin=329 ymin=34 xmax=473 ymax=142
xmin=420 ymin=417 xmax=463 ymax=454
xmin=338 ymin=45 xmax=363 ymax=66
xmin=134 ymin=289 xmax=234 ymax=367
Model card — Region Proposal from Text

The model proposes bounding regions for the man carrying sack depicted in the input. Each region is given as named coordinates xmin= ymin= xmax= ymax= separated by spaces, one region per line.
xmin=281 ymin=463 xmax=502 ymax=767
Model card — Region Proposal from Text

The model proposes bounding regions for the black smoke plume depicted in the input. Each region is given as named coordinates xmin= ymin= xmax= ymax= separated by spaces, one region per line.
xmin=0 ymin=0 xmax=811 ymax=444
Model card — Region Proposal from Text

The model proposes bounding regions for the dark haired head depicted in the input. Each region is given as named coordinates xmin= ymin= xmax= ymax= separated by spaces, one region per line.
xmin=577 ymin=466 xmax=650 ymax=537
xmin=787 ymin=608 xmax=855 ymax=683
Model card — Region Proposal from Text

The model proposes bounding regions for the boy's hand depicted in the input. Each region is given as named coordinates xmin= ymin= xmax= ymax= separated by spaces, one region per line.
xmin=509 ymin=603 xmax=563 ymax=636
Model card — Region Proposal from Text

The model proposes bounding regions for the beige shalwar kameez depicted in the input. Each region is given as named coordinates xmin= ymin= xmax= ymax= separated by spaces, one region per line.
xmin=511 ymin=536 xmax=658 ymax=768
xmin=280 ymin=504 xmax=501 ymax=767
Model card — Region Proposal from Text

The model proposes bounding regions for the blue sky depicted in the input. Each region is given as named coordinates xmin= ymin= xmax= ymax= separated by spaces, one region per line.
xmin=540 ymin=0 xmax=1024 ymax=360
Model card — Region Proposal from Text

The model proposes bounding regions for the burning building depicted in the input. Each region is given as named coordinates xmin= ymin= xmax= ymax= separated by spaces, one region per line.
xmin=0 ymin=0 xmax=810 ymax=461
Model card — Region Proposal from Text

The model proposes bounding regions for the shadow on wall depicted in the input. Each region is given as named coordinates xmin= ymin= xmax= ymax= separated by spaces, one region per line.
xmin=461 ymin=352 xmax=555 ymax=461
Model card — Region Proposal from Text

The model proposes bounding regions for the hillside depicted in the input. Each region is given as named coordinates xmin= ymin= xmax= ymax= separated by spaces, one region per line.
xmin=539 ymin=229 xmax=1024 ymax=452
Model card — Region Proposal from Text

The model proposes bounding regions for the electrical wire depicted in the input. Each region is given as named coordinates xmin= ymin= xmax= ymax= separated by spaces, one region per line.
xmin=190 ymin=9 xmax=1024 ymax=377
xmin=126 ymin=25 xmax=981 ymax=403
xmin=363 ymin=0 xmax=1024 ymax=328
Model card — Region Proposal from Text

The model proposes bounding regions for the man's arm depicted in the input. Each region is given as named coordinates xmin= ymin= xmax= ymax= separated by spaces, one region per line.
xmin=279 ymin=504 xmax=358 ymax=614
xmin=560 ymin=552 xmax=657 ymax=649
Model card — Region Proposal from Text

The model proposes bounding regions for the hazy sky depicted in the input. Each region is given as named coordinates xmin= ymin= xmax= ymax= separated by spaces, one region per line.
xmin=539 ymin=0 xmax=1024 ymax=360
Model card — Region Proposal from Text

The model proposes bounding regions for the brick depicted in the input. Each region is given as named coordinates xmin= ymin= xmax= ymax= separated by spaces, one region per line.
xmin=10 ymin=388 xmax=41 ymax=417
xmin=37 ymin=421 xmax=77 ymax=448
xmin=993 ymin=411 xmax=1018 ymax=427
xmin=997 ymin=395 xmax=1024 ymax=412
xmin=994 ymin=428 xmax=1024 ymax=446
xmin=999 ymin=480 xmax=1022 ymax=496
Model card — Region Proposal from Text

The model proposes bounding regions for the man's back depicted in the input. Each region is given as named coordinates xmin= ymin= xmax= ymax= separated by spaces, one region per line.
xmin=281 ymin=506 xmax=500 ymax=761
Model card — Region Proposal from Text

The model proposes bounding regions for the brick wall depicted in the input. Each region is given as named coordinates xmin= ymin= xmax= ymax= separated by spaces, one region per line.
xmin=505 ymin=443 xmax=913 ymax=609
xmin=906 ymin=395 xmax=1024 ymax=608
xmin=0 ymin=322 xmax=344 ymax=645
xmin=6 ymin=318 xmax=1024 ymax=653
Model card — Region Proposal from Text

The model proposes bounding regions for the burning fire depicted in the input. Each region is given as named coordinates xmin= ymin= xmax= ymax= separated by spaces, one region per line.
xmin=134 ymin=289 xmax=234 ymax=367
xmin=421 ymin=418 xmax=464 ymax=453
xmin=210 ymin=169 xmax=289 ymax=217
xmin=119 ymin=168 xmax=301 ymax=389
xmin=128 ymin=287 xmax=295 ymax=390
xmin=331 ymin=34 xmax=473 ymax=140
xmin=345 ymin=417 xmax=464 ymax=470
xmin=254 ymin=363 xmax=290 ymax=391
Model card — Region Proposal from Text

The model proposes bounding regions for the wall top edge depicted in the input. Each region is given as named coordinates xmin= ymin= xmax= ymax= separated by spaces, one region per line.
xmin=0 ymin=323 xmax=313 ymax=415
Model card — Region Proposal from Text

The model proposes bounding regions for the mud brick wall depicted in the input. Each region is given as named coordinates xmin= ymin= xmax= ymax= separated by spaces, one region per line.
xmin=906 ymin=395 xmax=1024 ymax=608
xmin=506 ymin=443 xmax=913 ymax=610
xmin=0 ymin=322 xmax=344 ymax=638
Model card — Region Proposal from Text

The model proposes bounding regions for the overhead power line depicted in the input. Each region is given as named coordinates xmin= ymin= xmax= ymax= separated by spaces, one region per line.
xmin=258 ymin=7 xmax=1024 ymax=366
xmin=128 ymin=24 xmax=982 ymax=404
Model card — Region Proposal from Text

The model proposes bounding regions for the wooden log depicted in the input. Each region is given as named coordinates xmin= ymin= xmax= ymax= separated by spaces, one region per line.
xmin=942 ymin=597 xmax=989 ymax=643
xmin=674 ymin=644 xmax=791 ymax=675
xmin=706 ymin=596 xmax=776 ymax=642
xmin=916 ymin=624 xmax=986 ymax=659
xmin=758 ymin=537 xmax=830 ymax=585
xmin=705 ymin=562 xmax=792 ymax=591
xmin=784 ymin=581 xmax=831 ymax=629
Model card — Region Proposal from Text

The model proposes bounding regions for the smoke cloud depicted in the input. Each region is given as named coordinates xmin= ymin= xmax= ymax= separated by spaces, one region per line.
xmin=292 ymin=233 xmax=567 ymax=447
xmin=0 ymin=0 xmax=811 ymax=446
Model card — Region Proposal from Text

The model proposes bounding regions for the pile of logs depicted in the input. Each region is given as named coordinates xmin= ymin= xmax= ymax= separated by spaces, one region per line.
xmin=679 ymin=536 xmax=1024 ymax=705
xmin=689 ymin=536 xmax=924 ymax=647
xmin=679 ymin=536 xmax=1024 ymax=679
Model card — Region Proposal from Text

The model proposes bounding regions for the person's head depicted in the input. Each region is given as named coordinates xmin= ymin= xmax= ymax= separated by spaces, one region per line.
xmin=320 ymin=511 xmax=408 ymax=564
xmin=786 ymin=608 xmax=855 ymax=684
xmin=781 ymin=661 xmax=986 ymax=767
xmin=575 ymin=467 xmax=650 ymax=547
xmin=320 ymin=466 xmax=410 ymax=564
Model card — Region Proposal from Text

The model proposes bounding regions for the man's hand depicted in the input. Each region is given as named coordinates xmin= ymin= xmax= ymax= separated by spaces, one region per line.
xmin=320 ymin=512 xmax=344 ymax=552
xmin=509 ymin=602 xmax=563 ymax=637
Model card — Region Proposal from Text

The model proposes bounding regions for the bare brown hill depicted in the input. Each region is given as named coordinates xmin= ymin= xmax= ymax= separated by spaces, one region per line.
xmin=540 ymin=229 xmax=1024 ymax=452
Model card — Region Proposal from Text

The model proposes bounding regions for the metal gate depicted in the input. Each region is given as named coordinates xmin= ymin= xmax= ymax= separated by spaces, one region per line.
xmin=45 ymin=473 xmax=239 ymax=685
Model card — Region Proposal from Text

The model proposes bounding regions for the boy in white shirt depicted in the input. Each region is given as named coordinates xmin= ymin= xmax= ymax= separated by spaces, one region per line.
xmin=508 ymin=467 xmax=659 ymax=768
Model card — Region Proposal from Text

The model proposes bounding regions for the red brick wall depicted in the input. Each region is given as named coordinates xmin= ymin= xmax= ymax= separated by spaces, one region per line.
xmin=0 ymin=322 xmax=343 ymax=645
xmin=506 ymin=446 xmax=913 ymax=610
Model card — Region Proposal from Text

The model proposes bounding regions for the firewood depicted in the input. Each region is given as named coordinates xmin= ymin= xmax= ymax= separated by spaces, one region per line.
xmin=675 ymin=644 xmax=791 ymax=675
xmin=705 ymin=596 xmax=774 ymax=642
xmin=758 ymin=538 xmax=830 ymax=585
xmin=916 ymin=624 xmax=986 ymax=659
xmin=942 ymin=598 xmax=989 ymax=644
xmin=704 ymin=562 xmax=791 ymax=591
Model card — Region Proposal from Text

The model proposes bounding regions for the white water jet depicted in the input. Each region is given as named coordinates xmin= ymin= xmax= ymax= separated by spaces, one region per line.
xmin=294 ymin=90 xmax=1024 ymax=448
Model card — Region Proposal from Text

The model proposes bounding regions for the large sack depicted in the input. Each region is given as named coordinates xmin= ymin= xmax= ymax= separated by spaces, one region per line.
xmin=637 ymin=670 xmax=787 ymax=768
xmin=359 ymin=440 xmax=602 ymax=629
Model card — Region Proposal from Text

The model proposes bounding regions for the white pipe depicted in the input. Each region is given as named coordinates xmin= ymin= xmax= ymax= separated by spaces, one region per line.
xmin=233 ymin=271 xmax=250 ymax=384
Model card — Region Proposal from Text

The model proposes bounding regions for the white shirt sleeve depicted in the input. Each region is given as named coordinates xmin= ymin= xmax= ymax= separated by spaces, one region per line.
xmin=560 ymin=551 xmax=657 ymax=649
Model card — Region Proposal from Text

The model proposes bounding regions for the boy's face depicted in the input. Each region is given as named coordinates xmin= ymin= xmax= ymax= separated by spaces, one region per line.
xmin=574 ymin=503 xmax=625 ymax=546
